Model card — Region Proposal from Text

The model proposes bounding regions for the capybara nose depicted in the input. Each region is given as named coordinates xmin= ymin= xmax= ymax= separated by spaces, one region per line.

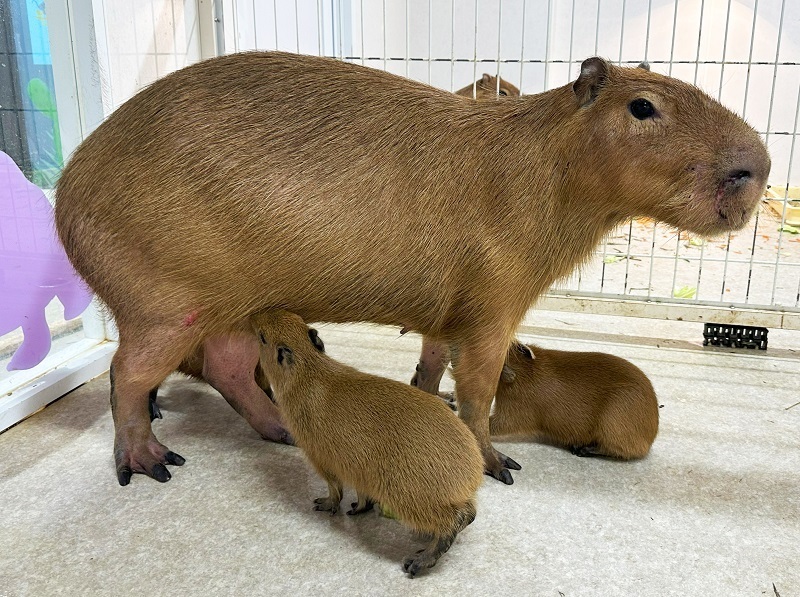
xmin=724 ymin=169 xmax=752 ymax=190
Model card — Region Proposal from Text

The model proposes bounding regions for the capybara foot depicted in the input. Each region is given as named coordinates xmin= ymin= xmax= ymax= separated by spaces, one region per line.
xmin=347 ymin=497 xmax=375 ymax=516
xmin=258 ymin=422 xmax=294 ymax=445
xmin=571 ymin=444 xmax=601 ymax=457
xmin=438 ymin=391 xmax=456 ymax=411
xmin=402 ymin=534 xmax=455 ymax=578
xmin=483 ymin=448 xmax=521 ymax=485
xmin=313 ymin=496 xmax=340 ymax=515
xmin=148 ymin=389 xmax=162 ymax=421
xmin=114 ymin=430 xmax=185 ymax=486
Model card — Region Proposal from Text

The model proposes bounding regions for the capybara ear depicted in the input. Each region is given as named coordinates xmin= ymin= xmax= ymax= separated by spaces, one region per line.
xmin=637 ymin=61 xmax=650 ymax=71
xmin=573 ymin=57 xmax=609 ymax=106
xmin=277 ymin=345 xmax=294 ymax=366
xmin=308 ymin=328 xmax=325 ymax=353
xmin=515 ymin=343 xmax=534 ymax=360
xmin=481 ymin=73 xmax=492 ymax=85
xmin=500 ymin=364 xmax=516 ymax=384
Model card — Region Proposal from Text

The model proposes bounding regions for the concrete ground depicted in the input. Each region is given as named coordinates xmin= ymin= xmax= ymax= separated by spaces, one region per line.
xmin=0 ymin=312 xmax=798 ymax=596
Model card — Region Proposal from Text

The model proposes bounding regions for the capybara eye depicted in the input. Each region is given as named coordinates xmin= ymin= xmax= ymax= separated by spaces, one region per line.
xmin=499 ymin=89 xmax=508 ymax=96
xmin=629 ymin=98 xmax=655 ymax=120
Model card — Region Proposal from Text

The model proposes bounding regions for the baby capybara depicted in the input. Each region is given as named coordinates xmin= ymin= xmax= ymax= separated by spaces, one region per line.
xmin=250 ymin=310 xmax=483 ymax=577
xmin=489 ymin=342 xmax=659 ymax=459
xmin=454 ymin=73 xmax=520 ymax=99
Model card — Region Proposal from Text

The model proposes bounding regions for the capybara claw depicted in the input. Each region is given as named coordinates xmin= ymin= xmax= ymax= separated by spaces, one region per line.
xmin=117 ymin=466 xmax=133 ymax=487
xmin=148 ymin=391 xmax=162 ymax=421
xmin=151 ymin=463 xmax=171 ymax=483
xmin=485 ymin=467 xmax=514 ymax=485
xmin=165 ymin=451 xmax=186 ymax=466
xmin=498 ymin=452 xmax=522 ymax=471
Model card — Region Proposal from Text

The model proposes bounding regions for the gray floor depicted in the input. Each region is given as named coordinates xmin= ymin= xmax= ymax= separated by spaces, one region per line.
xmin=1 ymin=314 xmax=798 ymax=597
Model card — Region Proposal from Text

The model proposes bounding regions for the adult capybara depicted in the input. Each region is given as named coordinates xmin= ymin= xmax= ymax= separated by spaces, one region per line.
xmin=250 ymin=310 xmax=482 ymax=577
xmin=54 ymin=52 xmax=769 ymax=485
xmin=455 ymin=73 xmax=520 ymax=99
xmin=489 ymin=342 xmax=659 ymax=459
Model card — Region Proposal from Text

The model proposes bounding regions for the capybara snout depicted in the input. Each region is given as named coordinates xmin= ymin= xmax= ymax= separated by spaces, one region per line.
xmin=571 ymin=58 xmax=769 ymax=236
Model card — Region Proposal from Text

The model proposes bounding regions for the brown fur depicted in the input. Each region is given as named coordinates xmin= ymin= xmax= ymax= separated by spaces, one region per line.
xmin=54 ymin=52 xmax=769 ymax=485
xmin=250 ymin=310 xmax=482 ymax=576
xmin=489 ymin=343 xmax=659 ymax=459
xmin=454 ymin=73 xmax=520 ymax=99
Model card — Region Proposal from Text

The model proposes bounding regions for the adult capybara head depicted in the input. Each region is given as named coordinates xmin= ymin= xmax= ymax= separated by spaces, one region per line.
xmin=251 ymin=309 xmax=325 ymax=378
xmin=455 ymin=73 xmax=521 ymax=99
xmin=568 ymin=58 xmax=770 ymax=236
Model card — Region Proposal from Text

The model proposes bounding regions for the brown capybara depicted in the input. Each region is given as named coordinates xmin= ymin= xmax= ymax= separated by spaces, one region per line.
xmin=54 ymin=52 xmax=769 ymax=486
xmin=488 ymin=343 xmax=659 ymax=459
xmin=250 ymin=310 xmax=482 ymax=577
xmin=454 ymin=73 xmax=521 ymax=99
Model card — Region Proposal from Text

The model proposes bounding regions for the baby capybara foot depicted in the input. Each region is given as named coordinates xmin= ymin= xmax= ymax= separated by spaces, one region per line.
xmin=313 ymin=496 xmax=340 ymax=515
xmin=402 ymin=535 xmax=455 ymax=578
xmin=148 ymin=389 xmax=162 ymax=421
xmin=570 ymin=444 xmax=601 ymax=457
xmin=346 ymin=496 xmax=374 ymax=515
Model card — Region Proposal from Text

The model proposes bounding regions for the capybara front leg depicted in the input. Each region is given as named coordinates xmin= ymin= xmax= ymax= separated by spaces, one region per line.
xmin=313 ymin=475 xmax=343 ymax=515
xmin=202 ymin=333 xmax=292 ymax=444
xmin=454 ymin=339 xmax=520 ymax=485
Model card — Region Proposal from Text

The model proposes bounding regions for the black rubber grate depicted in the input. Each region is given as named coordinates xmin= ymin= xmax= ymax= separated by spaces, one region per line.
xmin=702 ymin=323 xmax=768 ymax=350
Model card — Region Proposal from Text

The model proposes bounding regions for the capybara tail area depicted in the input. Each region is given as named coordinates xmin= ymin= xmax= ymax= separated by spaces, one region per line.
xmin=398 ymin=499 xmax=477 ymax=538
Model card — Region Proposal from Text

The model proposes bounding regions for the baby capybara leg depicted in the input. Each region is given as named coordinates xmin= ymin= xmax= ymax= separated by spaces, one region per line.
xmin=410 ymin=337 xmax=451 ymax=397
xmin=109 ymin=330 xmax=190 ymax=486
xmin=201 ymin=333 xmax=292 ymax=444
xmin=347 ymin=493 xmax=375 ymax=516
xmin=313 ymin=475 xmax=343 ymax=515
xmin=403 ymin=503 xmax=476 ymax=578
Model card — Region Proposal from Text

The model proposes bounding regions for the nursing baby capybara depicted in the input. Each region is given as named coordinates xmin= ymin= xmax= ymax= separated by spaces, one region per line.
xmin=250 ymin=310 xmax=482 ymax=577
xmin=489 ymin=343 xmax=659 ymax=459
xmin=54 ymin=52 xmax=769 ymax=486
xmin=455 ymin=73 xmax=520 ymax=99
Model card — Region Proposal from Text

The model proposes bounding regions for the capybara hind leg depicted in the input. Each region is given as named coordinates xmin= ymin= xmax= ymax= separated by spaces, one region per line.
xmin=313 ymin=475 xmax=343 ymax=515
xmin=454 ymin=338 xmax=521 ymax=485
xmin=201 ymin=333 xmax=291 ymax=444
xmin=109 ymin=334 xmax=189 ymax=486
xmin=410 ymin=337 xmax=451 ymax=395
xmin=402 ymin=503 xmax=475 ymax=577
xmin=347 ymin=493 xmax=375 ymax=516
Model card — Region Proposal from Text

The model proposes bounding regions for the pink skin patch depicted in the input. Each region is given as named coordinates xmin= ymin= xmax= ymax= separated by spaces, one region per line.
xmin=182 ymin=311 xmax=199 ymax=327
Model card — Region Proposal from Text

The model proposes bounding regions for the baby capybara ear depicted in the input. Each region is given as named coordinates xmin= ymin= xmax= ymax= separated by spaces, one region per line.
xmin=637 ymin=61 xmax=650 ymax=71
xmin=308 ymin=328 xmax=325 ymax=353
xmin=277 ymin=345 xmax=294 ymax=366
xmin=515 ymin=343 xmax=534 ymax=360
xmin=573 ymin=56 xmax=609 ymax=106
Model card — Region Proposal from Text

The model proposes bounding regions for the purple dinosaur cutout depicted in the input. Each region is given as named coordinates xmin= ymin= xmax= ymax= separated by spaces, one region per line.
xmin=0 ymin=150 xmax=92 ymax=370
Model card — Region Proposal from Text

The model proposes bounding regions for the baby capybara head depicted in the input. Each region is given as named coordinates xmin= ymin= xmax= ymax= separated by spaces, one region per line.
xmin=569 ymin=58 xmax=770 ymax=236
xmin=250 ymin=309 xmax=325 ymax=383
xmin=455 ymin=73 xmax=521 ymax=100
